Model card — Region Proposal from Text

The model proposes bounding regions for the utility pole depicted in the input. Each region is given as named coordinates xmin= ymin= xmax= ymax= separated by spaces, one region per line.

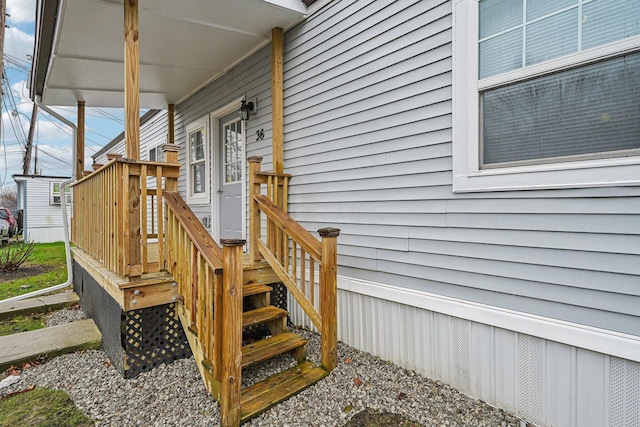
xmin=23 ymin=103 xmax=37 ymax=175
xmin=0 ymin=0 xmax=6 ymax=108
xmin=33 ymin=144 xmax=38 ymax=175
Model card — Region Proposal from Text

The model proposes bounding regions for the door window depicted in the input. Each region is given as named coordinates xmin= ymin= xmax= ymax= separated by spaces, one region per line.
xmin=223 ymin=119 xmax=242 ymax=184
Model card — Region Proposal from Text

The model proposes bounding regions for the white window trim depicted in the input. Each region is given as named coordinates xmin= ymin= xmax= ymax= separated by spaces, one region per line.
xmin=50 ymin=181 xmax=71 ymax=206
xmin=186 ymin=117 xmax=210 ymax=204
xmin=452 ymin=0 xmax=640 ymax=193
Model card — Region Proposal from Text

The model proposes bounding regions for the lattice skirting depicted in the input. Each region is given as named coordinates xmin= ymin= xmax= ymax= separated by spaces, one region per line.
xmin=123 ymin=304 xmax=192 ymax=378
xmin=73 ymin=261 xmax=192 ymax=378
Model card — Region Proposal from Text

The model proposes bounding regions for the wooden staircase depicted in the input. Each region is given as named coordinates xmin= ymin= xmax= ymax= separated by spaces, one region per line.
xmin=165 ymin=186 xmax=339 ymax=427
xmin=179 ymin=271 xmax=328 ymax=424
xmin=69 ymin=151 xmax=338 ymax=426
xmin=239 ymin=281 xmax=328 ymax=421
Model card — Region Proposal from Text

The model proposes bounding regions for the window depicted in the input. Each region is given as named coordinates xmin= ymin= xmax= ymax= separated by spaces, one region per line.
xmin=223 ymin=119 xmax=242 ymax=184
xmin=50 ymin=182 xmax=71 ymax=205
xmin=148 ymin=144 xmax=165 ymax=162
xmin=453 ymin=0 xmax=640 ymax=192
xmin=186 ymin=118 xmax=209 ymax=203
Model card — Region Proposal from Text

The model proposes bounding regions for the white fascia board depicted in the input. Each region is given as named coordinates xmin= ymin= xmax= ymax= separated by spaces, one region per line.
xmin=261 ymin=0 xmax=307 ymax=14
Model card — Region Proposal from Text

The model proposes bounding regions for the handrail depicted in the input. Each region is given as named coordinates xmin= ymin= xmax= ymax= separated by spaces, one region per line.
xmin=254 ymin=195 xmax=321 ymax=261
xmin=163 ymin=191 xmax=245 ymax=425
xmin=163 ymin=191 xmax=222 ymax=369
xmin=248 ymin=156 xmax=340 ymax=371
xmin=164 ymin=192 xmax=223 ymax=271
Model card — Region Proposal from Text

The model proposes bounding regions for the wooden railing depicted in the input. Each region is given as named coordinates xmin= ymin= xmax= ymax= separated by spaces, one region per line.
xmin=248 ymin=156 xmax=340 ymax=371
xmin=71 ymin=158 xmax=180 ymax=278
xmin=164 ymin=191 xmax=244 ymax=426
xmin=165 ymin=191 xmax=222 ymax=365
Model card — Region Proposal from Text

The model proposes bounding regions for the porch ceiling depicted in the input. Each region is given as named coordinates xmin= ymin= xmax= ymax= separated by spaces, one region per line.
xmin=32 ymin=0 xmax=308 ymax=108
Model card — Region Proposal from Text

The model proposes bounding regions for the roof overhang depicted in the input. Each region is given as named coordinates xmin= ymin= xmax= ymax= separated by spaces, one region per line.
xmin=31 ymin=0 xmax=309 ymax=108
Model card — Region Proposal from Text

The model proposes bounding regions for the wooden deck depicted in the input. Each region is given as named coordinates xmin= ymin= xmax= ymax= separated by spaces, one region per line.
xmin=72 ymin=245 xmax=177 ymax=311
xmin=71 ymin=158 xmax=339 ymax=427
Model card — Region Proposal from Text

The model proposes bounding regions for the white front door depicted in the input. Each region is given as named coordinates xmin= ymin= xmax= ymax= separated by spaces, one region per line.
xmin=217 ymin=112 xmax=244 ymax=240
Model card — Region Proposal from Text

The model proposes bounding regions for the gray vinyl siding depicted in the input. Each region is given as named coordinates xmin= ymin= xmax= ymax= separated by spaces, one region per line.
xmin=93 ymin=139 xmax=125 ymax=164
xmin=172 ymin=44 xmax=273 ymax=230
xmin=93 ymin=111 xmax=168 ymax=165
xmin=282 ymin=0 xmax=640 ymax=336
xmin=139 ymin=111 xmax=169 ymax=162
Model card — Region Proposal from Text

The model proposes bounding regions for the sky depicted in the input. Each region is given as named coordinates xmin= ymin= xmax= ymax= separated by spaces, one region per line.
xmin=0 ymin=0 xmax=126 ymax=190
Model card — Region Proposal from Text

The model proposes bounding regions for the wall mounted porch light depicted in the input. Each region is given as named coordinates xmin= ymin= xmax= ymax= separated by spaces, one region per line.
xmin=239 ymin=96 xmax=254 ymax=121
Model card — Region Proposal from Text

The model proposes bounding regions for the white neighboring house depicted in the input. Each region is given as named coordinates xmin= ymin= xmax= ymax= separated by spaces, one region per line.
xmin=0 ymin=217 xmax=8 ymax=245
xmin=13 ymin=174 xmax=71 ymax=243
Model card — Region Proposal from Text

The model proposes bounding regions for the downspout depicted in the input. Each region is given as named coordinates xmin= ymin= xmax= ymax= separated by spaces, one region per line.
xmin=0 ymin=95 xmax=76 ymax=303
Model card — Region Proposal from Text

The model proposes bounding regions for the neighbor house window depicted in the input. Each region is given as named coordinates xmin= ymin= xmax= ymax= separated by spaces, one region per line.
xmin=186 ymin=118 xmax=209 ymax=203
xmin=50 ymin=182 xmax=71 ymax=205
xmin=452 ymin=0 xmax=640 ymax=191
xmin=148 ymin=144 xmax=165 ymax=162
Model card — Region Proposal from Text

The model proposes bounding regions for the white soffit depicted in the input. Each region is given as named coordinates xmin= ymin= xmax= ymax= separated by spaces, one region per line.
xmin=43 ymin=0 xmax=306 ymax=107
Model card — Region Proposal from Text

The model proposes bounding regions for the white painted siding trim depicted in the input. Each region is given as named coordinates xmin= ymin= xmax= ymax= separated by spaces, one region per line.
xmin=336 ymin=274 xmax=640 ymax=363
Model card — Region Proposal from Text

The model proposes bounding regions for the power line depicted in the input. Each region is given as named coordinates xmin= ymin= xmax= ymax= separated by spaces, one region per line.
xmin=36 ymin=146 xmax=71 ymax=166
xmin=2 ymin=96 xmax=27 ymax=150
xmin=3 ymin=53 xmax=30 ymax=68
xmin=6 ymin=1 xmax=35 ymax=27
xmin=90 ymin=107 xmax=125 ymax=124
xmin=37 ymin=110 xmax=105 ymax=148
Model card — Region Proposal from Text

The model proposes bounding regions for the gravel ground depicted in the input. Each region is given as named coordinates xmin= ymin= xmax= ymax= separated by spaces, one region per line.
xmin=1 ymin=309 xmax=528 ymax=427
xmin=45 ymin=304 xmax=86 ymax=327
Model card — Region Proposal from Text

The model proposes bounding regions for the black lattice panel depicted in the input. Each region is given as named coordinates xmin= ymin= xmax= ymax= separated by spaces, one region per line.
xmin=123 ymin=304 xmax=192 ymax=378
xmin=271 ymin=282 xmax=288 ymax=311
xmin=73 ymin=262 xmax=125 ymax=374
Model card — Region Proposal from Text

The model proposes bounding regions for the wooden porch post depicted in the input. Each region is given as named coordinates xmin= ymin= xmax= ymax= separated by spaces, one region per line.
xmin=220 ymin=238 xmax=245 ymax=427
xmin=318 ymin=227 xmax=340 ymax=371
xmin=76 ymin=101 xmax=85 ymax=179
xmin=271 ymin=27 xmax=284 ymax=174
xmin=124 ymin=0 xmax=141 ymax=279
xmin=124 ymin=0 xmax=140 ymax=160
xmin=163 ymin=104 xmax=179 ymax=192
xmin=248 ymin=156 xmax=263 ymax=264
xmin=167 ymin=104 xmax=175 ymax=145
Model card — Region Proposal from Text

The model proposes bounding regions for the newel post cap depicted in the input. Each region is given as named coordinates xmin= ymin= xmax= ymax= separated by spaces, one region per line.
xmin=247 ymin=156 xmax=263 ymax=164
xmin=220 ymin=238 xmax=246 ymax=247
xmin=162 ymin=144 xmax=180 ymax=153
xmin=318 ymin=227 xmax=340 ymax=238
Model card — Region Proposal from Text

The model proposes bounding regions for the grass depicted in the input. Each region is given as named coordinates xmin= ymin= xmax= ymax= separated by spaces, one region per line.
xmin=0 ymin=244 xmax=88 ymax=427
xmin=0 ymin=242 xmax=68 ymax=300
xmin=0 ymin=314 xmax=46 ymax=337
xmin=0 ymin=388 xmax=93 ymax=427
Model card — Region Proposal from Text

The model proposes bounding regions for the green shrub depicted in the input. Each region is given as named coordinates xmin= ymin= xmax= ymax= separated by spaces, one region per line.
xmin=0 ymin=241 xmax=36 ymax=272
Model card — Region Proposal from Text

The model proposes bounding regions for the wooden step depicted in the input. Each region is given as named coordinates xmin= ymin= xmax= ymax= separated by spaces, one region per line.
xmin=242 ymin=306 xmax=287 ymax=329
xmin=0 ymin=292 xmax=79 ymax=321
xmin=0 ymin=319 xmax=102 ymax=371
xmin=242 ymin=283 xmax=273 ymax=298
xmin=240 ymin=361 xmax=328 ymax=423
xmin=242 ymin=332 xmax=306 ymax=368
